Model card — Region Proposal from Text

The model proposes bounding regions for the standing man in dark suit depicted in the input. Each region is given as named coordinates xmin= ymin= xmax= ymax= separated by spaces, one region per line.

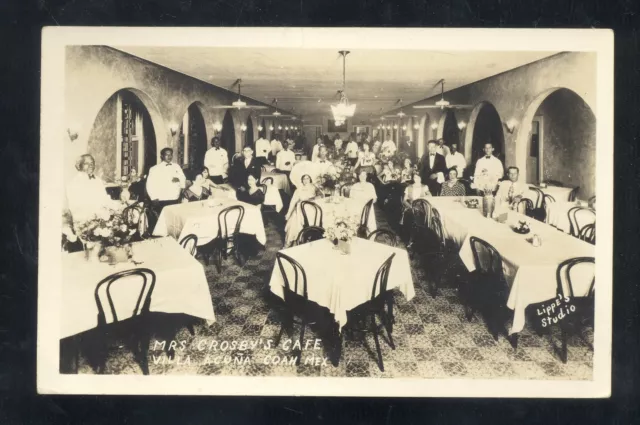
xmin=230 ymin=145 xmax=262 ymax=189
xmin=398 ymin=135 xmax=417 ymax=163
xmin=418 ymin=140 xmax=448 ymax=196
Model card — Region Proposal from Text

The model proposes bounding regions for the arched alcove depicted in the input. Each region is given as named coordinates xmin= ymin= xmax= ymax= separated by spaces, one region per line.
xmin=245 ymin=115 xmax=254 ymax=149
xmin=220 ymin=110 xmax=236 ymax=162
xmin=178 ymin=102 xmax=207 ymax=170
xmin=417 ymin=113 xmax=432 ymax=158
xmin=440 ymin=109 xmax=461 ymax=148
xmin=516 ymin=87 xmax=596 ymax=197
xmin=465 ymin=102 xmax=505 ymax=172
xmin=87 ymin=88 xmax=160 ymax=180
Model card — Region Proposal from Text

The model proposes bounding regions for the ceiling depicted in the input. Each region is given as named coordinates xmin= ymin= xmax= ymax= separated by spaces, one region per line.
xmin=114 ymin=46 xmax=557 ymax=120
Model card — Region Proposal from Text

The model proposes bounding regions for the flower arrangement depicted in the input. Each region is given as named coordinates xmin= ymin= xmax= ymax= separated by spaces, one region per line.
xmin=470 ymin=172 xmax=499 ymax=196
xmin=75 ymin=205 xmax=137 ymax=248
xmin=324 ymin=215 xmax=359 ymax=244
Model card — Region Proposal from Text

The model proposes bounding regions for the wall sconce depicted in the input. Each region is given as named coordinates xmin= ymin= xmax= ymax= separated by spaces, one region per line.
xmin=67 ymin=128 xmax=78 ymax=142
xmin=269 ymin=125 xmax=274 ymax=131
xmin=393 ymin=124 xmax=398 ymax=130
xmin=278 ymin=125 xmax=282 ymax=130
xmin=503 ymin=118 xmax=518 ymax=134
xmin=402 ymin=125 xmax=407 ymax=131
xmin=169 ymin=123 xmax=178 ymax=136
xmin=257 ymin=125 xmax=264 ymax=132
xmin=430 ymin=122 xmax=438 ymax=130
xmin=240 ymin=124 xmax=247 ymax=132
xmin=285 ymin=126 xmax=289 ymax=131
xmin=458 ymin=121 xmax=467 ymax=130
xmin=386 ymin=125 xmax=391 ymax=130
xmin=413 ymin=123 xmax=420 ymax=130
xmin=213 ymin=122 xmax=223 ymax=133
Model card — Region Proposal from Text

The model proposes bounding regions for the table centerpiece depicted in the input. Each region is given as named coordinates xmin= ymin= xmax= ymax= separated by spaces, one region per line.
xmin=325 ymin=215 xmax=358 ymax=255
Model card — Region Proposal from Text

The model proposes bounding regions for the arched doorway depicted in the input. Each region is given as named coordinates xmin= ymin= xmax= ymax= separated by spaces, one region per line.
xmin=87 ymin=89 xmax=157 ymax=180
xmin=417 ymin=113 xmax=431 ymax=158
xmin=220 ymin=110 xmax=236 ymax=162
xmin=517 ymin=88 xmax=595 ymax=197
xmin=438 ymin=109 xmax=461 ymax=148
xmin=178 ymin=102 xmax=207 ymax=171
xmin=245 ymin=116 xmax=254 ymax=149
xmin=467 ymin=102 xmax=505 ymax=172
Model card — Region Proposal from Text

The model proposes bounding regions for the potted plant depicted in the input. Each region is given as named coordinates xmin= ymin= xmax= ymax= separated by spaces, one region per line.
xmin=325 ymin=216 xmax=358 ymax=255
xmin=470 ymin=172 xmax=499 ymax=218
xmin=75 ymin=205 xmax=137 ymax=263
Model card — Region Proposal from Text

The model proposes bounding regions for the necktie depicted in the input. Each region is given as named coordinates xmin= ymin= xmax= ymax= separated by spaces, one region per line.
xmin=430 ymin=154 xmax=435 ymax=157
xmin=508 ymin=182 xmax=514 ymax=200
xmin=165 ymin=163 xmax=171 ymax=166
xmin=215 ymin=148 xmax=219 ymax=151
xmin=485 ymin=156 xmax=491 ymax=159
xmin=88 ymin=175 xmax=95 ymax=180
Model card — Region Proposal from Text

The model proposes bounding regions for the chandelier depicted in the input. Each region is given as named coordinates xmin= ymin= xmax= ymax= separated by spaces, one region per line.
xmin=331 ymin=51 xmax=356 ymax=122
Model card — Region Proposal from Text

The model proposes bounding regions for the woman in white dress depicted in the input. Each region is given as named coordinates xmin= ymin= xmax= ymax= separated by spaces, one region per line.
xmin=284 ymin=174 xmax=321 ymax=246
xmin=357 ymin=143 xmax=376 ymax=168
xmin=349 ymin=170 xmax=377 ymax=203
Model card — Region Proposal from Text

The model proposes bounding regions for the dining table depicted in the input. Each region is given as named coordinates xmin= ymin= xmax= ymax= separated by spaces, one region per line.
xmin=427 ymin=196 xmax=595 ymax=335
xmin=60 ymin=237 xmax=216 ymax=339
xmin=269 ymin=237 xmax=415 ymax=330
xmin=261 ymin=171 xmax=291 ymax=195
xmin=152 ymin=197 xmax=267 ymax=246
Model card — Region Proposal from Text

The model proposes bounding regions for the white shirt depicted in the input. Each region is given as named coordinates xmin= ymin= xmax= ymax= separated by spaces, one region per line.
xmin=276 ymin=149 xmax=296 ymax=171
xmin=255 ymin=138 xmax=271 ymax=158
xmin=446 ymin=151 xmax=467 ymax=175
xmin=349 ymin=182 xmax=377 ymax=203
xmin=270 ymin=139 xmax=283 ymax=156
xmin=311 ymin=144 xmax=323 ymax=162
xmin=345 ymin=141 xmax=359 ymax=158
xmin=381 ymin=140 xmax=397 ymax=155
xmin=474 ymin=155 xmax=504 ymax=180
xmin=314 ymin=158 xmax=334 ymax=175
xmin=436 ymin=145 xmax=450 ymax=157
xmin=66 ymin=172 xmax=118 ymax=224
xmin=146 ymin=162 xmax=186 ymax=201
xmin=334 ymin=139 xmax=343 ymax=151
xmin=204 ymin=147 xmax=229 ymax=177
xmin=496 ymin=179 xmax=528 ymax=203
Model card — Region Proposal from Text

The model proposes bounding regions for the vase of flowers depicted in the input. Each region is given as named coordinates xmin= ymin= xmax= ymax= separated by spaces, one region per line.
xmin=470 ymin=172 xmax=499 ymax=218
xmin=75 ymin=205 xmax=137 ymax=263
xmin=325 ymin=216 xmax=358 ymax=255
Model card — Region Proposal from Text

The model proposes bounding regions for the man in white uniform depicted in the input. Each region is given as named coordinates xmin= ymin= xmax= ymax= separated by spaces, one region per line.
xmin=445 ymin=143 xmax=467 ymax=177
xmin=436 ymin=138 xmax=451 ymax=157
xmin=270 ymin=135 xmax=283 ymax=161
xmin=276 ymin=140 xmax=296 ymax=173
xmin=255 ymin=135 xmax=271 ymax=165
xmin=333 ymin=133 xmax=343 ymax=152
xmin=146 ymin=147 xmax=186 ymax=213
xmin=311 ymin=137 xmax=324 ymax=162
xmin=345 ymin=137 xmax=359 ymax=166
xmin=474 ymin=142 xmax=504 ymax=181
xmin=496 ymin=166 xmax=528 ymax=208
xmin=381 ymin=136 xmax=397 ymax=156
xmin=203 ymin=136 xmax=228 ymax=184
xmin=66 ymin=154 xmax=118 ymax=226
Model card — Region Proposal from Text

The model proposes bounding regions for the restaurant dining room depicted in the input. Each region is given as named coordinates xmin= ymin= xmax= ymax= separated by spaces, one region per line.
xmin=57 ymin=42 xmax=600 ymax=382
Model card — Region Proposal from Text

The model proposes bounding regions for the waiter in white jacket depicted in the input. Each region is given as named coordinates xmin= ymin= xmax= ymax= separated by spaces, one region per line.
xmin=146 ymin=147 xmax=186 ymax=214
xmin=255 ymin=135 xmax=271 ymax=166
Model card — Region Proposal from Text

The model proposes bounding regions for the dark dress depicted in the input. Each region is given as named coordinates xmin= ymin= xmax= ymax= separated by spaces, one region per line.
xmin=236 ymin=187 xmax=265 ymax=206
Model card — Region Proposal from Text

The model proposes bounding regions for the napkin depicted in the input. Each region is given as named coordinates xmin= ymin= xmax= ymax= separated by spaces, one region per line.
xmin=436 ymin=172 xmax=445 ymax=184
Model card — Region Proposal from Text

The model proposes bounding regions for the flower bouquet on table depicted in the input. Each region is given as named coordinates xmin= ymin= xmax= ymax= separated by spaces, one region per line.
xmin=325 ymin=215 xmax=359 ymax=255
xmin=75 ymin=205 xmax=137 ymax=263
xmin=470 ymin=172 xmax=499 ymax=217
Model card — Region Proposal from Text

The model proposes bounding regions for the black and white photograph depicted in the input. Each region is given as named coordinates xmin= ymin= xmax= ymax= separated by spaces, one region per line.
xmin=38 ymin=28 xmax=613 ymax=397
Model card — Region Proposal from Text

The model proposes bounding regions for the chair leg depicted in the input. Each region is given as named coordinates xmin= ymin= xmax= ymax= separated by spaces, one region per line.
xmin=372 ymin=316 xmax=384 ymax=372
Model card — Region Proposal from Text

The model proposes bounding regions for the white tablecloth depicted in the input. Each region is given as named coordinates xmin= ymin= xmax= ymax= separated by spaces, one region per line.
xmin=545 ymin=201 xmax=579 ymax=233
xmin=153 ymin=198 xmax=267 ymax=246
xmin=284 ymin=197 xmax=377 ymax=246
xmin=269 ymin=238 xmax=415 ymax=328
xmin=61 ymin=237 xmax=215 ymax=339
xmin=261 ymin=172 xmax=291 ymax=195
xmin=427 ymin=197 xmax=595 ymax=334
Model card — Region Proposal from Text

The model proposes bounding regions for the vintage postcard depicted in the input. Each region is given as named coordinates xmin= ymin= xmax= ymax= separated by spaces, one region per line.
xmin=38 ymin=27 xmax=613 ymax=397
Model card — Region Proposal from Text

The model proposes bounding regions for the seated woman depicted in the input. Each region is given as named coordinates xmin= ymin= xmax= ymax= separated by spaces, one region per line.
xmin=184 ymin=167 xmax=221 ymax=201
xmin=284 ymin=174 xmax=321 ymax=246
xmin=400 ymin=173 xmax=432 ymax=244
xmin=400 ymin=158 xmax=414 ymax=184
xmin=440 ymin=167 xmax=466 ymax=196
xmin=236 ymin=174 xmax=265 ymax=206
xmin=357 ymin=143 xmax=376 ymax=168
xmin=349 ymin=170 xmax=377 ymax=203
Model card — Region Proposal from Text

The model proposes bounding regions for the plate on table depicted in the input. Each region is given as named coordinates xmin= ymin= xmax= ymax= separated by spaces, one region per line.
xmin=464 ymin=199 xmax=479 ymax=209
xmin=512 ymin=220 xmax=531 ymax=234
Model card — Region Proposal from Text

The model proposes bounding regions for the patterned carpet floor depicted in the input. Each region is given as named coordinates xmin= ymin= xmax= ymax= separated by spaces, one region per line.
xmin=73 ymin=205 xmax=593 ymax=379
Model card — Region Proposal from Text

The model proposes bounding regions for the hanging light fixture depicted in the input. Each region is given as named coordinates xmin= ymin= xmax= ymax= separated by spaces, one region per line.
xmin=330 ymin=51 xmax=356 ymax=121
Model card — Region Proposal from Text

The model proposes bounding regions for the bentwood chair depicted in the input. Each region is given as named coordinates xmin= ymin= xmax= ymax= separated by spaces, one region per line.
xmin=527 ymin=186 xmax=546 ymax=221
xmin=343 ymin=253 xmax=396 ymax=372
xmin=179 ymin=234 xmax=198 ymax=257
xmin=545 ymin=180 xmax=564 ymax=187
xmin=423 ymin=215 xmax=452 ymax=298
xmin=578 ymin=223 xmax=596 ymax=245
xmin=261 ymin=176 xmax=274 ymax=186
xmin=409 ymin=199 xmax=441 ymax=257
xmin=202 ymin=205 xmax=245 ymax=272
xmin=340 ymin=184 xmax=351 ymax=198
xmin=568 ymin=206 xmax=596 ymax=237
xmin=295 ymin=226 xmax=325 ymax=246
xmin=553 ymin=257 xmax=595 ymax=363
xmin=515 ymin=198 xmax=535 ymax=218
xmin=367 ymin=229 xmax=398 ymax=247
xmin=465 ymin=237 xmax=511 ymax=342
xmin=357 ymin=199 xmax=375 ymax=238
xmin=84 ymin=268 xmax=157 ymax=375
xmin=568 ymin=186 xmax=580 ymax=202
xmin=274 ymin=252 xmax=322 ymax=366
xmin=300 ymin=200 xmax=323 ymax=228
